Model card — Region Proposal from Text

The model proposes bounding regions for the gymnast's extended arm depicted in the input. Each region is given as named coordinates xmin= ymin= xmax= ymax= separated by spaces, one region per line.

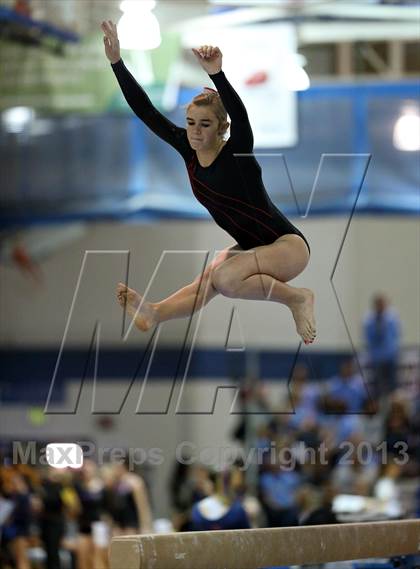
xmin=192 ymin=45 xmax=254 ymax=153
xmin=101 ymin=20 xmax=188 ymax=155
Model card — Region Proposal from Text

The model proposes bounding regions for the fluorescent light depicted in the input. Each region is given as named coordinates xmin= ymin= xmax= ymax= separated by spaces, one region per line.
xmin=287 ymin=65 xmax=310 ymax=91
xmin=118 ymin=0 xmax=161 ymax=50
xmin=393 ymin=108 xmax=420 ymax=151
xmin=2 ymin=106 xmax=35 ymax=134
xmin=284 ymin=54 xmax=310 ymax=91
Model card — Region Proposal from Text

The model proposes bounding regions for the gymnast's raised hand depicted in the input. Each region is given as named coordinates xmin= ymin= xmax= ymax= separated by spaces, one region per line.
xmin=101 ymin=20 xmax=121 ymax=64
xmin=191 ymin=45 xmax=223 ymax=75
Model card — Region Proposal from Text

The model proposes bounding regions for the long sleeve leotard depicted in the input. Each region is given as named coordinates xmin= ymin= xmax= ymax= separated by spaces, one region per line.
xmin=111 ymin=59 xmax=310 ymax=254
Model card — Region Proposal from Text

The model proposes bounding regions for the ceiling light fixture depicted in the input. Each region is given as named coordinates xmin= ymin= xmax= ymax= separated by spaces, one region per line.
xmin=118 ymin=0 xmax=161 ymax=50
xmin=393 ymin=106 xmax=420 ymax=151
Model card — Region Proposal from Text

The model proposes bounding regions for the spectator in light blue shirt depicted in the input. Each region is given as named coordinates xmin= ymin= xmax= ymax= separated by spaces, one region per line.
xmin=259 ymin=465 xmax=302 ymax=527
xmin=363 ymin=293 xmax=401 ymax=398
xmin=326 ymin=358 xmax=369 ymax=413
xmin=287 ymin=364 xmax=320 ymax=431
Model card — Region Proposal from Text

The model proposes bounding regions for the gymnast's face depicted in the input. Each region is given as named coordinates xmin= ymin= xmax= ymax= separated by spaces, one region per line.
xmin=186 ymin=105 xmax=224 ymax=151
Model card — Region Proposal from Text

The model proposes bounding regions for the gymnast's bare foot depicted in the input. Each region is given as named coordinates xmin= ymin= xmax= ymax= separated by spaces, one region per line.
xmin=288 ymin=288 xmax=316 ymax=344
xmin=116 ymin=283 xmax=159 ymax=332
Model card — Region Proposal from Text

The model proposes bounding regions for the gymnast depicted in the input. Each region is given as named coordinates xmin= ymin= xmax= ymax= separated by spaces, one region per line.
xmin=101 ymin=20 xmax=316 ymax=344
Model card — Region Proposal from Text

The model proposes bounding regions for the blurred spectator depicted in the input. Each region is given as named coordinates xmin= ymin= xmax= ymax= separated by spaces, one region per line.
xmin=299 ymin=481 xmax=338 ymax=526
xmin=231 ymin=377 xmax=271 ymax=489
xmin=416 ymin=484 xmax=420 ymax=518
xmin=191 ymin=468 xmax=251 ymax=531
xmin=410 ymin=389 xmax=420 ymax=473
xmin=188 ymin=464 xmax=214 ymax=504
xmin=331 ymin=448 xmax=378 ymax=496
xmin=326 ymin=359 xmax=368 ymax=413
xmin=287 ymin=364 xmax=321 ymax=432
xmin=0 ymin=468 xmax=32 ymax=569
xmin=374 ymin=462 xmax=402 ymax=517
xmin=231 ymin=377 xmax=271 ymax=444
xmin=259 ymin=462 xmax=302 ymax=527
xmin=229 ymin=461 xmax=263 ymax=528
xmin=108 ymin=459 xmax=153 ymax=535
xmin=170 ymin=463 xmax=214 ymax=532
xmin=318 ymin=398 xmax=364 ymax=465
xmin=289 ymin=364 xmax=320 ymax=414
xmin=74 ymin=460 xmax=108 ymax=569
xmin=363 ymin=293 xmax=401 ymax=398
xmin=169 ymin=454 xmax=193 ymax=514
xmin=39 ymin=467 xmax=67 ymax=569
xmin=384 ymin=399 xmax=412 ymax=469
xmin=359 ymin=398 xmax=384 ymax=447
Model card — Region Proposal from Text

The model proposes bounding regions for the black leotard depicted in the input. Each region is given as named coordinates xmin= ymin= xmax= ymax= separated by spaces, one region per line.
xmin=111 ymin=59 xmax=310 ymax=254
xmin=74 ymin=481 xmax=104 ymax=534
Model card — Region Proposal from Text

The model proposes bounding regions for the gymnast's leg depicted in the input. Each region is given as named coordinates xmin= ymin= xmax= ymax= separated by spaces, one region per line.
xmin=210 ymin=234 xmax=316 ymax=344
xmin=116 ymin=244 xmax=241 ymax=331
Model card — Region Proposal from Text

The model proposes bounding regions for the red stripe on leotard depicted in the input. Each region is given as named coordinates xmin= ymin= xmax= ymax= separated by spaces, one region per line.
xmin=187 ymin=159 xmax=280 ymax=243
xmin=187 ymin=155 xmax=274 ymax=220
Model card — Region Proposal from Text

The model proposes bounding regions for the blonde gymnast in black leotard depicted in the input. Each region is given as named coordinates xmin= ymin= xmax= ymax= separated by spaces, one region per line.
xmin=101 ymin=20 xmax=316 ymax=344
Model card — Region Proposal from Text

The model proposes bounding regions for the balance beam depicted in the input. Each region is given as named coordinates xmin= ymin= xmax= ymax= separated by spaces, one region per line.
xmin=110 ymin=519 xmax=420 ymax=569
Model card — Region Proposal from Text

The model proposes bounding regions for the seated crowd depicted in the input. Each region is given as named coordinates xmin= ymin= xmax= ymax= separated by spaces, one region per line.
xmin=1 ymin=359 xmax=419 ymax=569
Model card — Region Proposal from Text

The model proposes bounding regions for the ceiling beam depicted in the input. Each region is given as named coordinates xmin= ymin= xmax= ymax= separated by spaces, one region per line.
xmin=298 ymin=21 xmax=420 ymax=44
